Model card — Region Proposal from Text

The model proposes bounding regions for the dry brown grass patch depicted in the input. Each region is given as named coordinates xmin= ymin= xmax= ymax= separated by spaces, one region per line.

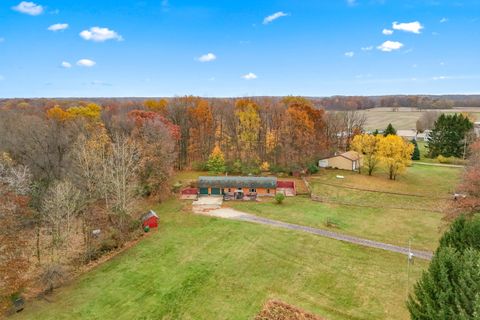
xmin=256 ymin=300 xmax=325 ymax=320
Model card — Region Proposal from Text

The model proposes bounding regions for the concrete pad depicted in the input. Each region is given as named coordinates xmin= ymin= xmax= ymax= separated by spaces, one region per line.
xmin=192 ymin=196 xmax=223 ymax=213
xmin=203 ymin=208 xmax=249 ymax=219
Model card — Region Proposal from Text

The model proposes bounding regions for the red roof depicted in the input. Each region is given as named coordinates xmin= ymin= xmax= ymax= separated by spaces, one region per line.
xmin=181 ymin=188 xmax=198 ymax=195
xmin=277 ymin=181 xmax=295 ymax=188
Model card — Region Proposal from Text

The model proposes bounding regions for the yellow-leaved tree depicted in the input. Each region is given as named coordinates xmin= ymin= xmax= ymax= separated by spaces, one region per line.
xmin=144 ymin=99 xmax=168 ymax=115
xmin=377 ymin=135 xmax=414 ymax=180
xmin=67 ymin=103 xmax=102 ymax=121
xmin=206 ymin=145 xmax=226 ymax=174
xmin=351 ymin=133 xmax=381 ymax=176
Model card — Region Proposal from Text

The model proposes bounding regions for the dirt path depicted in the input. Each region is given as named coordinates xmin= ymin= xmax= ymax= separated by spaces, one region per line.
xmin=203 ymin=208 xmax=433 ymax=260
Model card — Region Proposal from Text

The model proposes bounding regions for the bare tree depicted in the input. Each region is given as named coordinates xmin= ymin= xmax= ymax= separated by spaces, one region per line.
xmin=326 ymin=110 xmax=367 ymax=152
xmin=41 ymin=180 xmax=83 ymax=263
xmin=416 ymin=111 xmax=441 ymax=133
xmin=106 ymin=134 xmax=140 ymax=216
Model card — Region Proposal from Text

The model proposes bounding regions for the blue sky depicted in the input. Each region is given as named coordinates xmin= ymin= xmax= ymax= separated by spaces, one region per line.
xmin=0 ymin=0 xmax=479 ymax=98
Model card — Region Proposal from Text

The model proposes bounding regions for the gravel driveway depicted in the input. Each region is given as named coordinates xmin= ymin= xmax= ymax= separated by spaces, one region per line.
xmin=202 ymin=208 xmax=433 ymax=260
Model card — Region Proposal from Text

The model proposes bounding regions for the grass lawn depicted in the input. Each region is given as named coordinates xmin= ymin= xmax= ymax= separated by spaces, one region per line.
xmin=14 ymin=199 xmax=428 ymax=320
xmin=229 ymin=165 xmax=461 ymax=252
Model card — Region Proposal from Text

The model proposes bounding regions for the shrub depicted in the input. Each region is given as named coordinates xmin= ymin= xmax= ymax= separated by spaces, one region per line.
xmin=270 ymin=165 xmax=287 ymax=174
xmin=172 ymin=182 xmax=182 ymax=193
xmin=232 ymin=160 xmax=242 ymax=174
xmin=192 ymin=161 xmax=208 ymax=171
xmin=260 ymin=161 xmax=270 ymax=172
xmin=275 ymin=192 xmax=285 ymax=204
xmin=307 ymin=163 xmax=319 ymax=174
xmin=40 ymin=264 xmax=66 ymax=294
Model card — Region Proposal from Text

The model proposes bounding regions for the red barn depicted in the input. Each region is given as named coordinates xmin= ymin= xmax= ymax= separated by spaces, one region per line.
xmin=141 ymin=210 xmax=159 ymax=229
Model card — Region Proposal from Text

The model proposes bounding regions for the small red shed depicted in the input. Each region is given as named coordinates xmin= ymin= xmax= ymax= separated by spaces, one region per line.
xmin=141 ymin=210 xmax=159 ymax=229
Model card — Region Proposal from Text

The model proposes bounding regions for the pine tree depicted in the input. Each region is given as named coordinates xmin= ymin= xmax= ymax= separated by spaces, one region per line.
xmin=206 ymin=146 xmax=226 ymax=174
xmin=427 ymin=114 xmax=474 ymax=158
xmin=411 ymin=139 xmax=421 ymax=160
xmin=384 ymin=123 xmax=397 ymax=136
xmin=408 ymin=215 xmax=480 ymax=319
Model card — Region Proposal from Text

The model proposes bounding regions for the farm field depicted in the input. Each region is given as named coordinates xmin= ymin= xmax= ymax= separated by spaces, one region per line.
xmin=14 ymin=199 xmax=428 ymax=320
xmin=229 ymin=165 xmax=461 ymax=252
xmin=361 ymin=108 xmax=480 ymax=131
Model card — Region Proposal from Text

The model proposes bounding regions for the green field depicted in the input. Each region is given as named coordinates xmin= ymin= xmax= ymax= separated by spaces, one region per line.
xmin=14 ymin=200 xmax=428 ymax=320
xmin=229 ymin=166 xmax=460 ymax=252
xmin=14 ymin=165 xmax=460 ymax=320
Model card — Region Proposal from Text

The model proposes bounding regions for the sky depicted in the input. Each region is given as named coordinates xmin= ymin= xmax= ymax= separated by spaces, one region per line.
xmin=0 ymin=0 xmax=479 ymax=98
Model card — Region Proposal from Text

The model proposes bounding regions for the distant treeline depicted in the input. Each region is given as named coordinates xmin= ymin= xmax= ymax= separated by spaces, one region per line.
xmin=2 ymin=94 xmax=480 ymax=111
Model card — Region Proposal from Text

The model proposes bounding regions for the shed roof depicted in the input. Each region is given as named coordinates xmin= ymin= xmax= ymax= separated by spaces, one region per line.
xmin=141 ymin=210 xmax=158 ymax=222
xmin=198 ymin=176 xmax=277 ymax=189
xmin=321 ymin=151 xmax=360 ymax=162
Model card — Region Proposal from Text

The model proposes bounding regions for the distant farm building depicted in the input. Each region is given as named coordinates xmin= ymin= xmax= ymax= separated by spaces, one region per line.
xmin=475 ymin=122 xmax=480 ymax=137
xmin=180 ymin=188 xmax=198 ymax=200
xmin=396 ymin=129 xmax=418 ymax=140
xmin=198 ymin=176 xmax=277 ymax=200
xmin=277 ymin=180 xmax=296 ymax=197
xmin=397 ymin=129 xmax=431 ymax=141
xmin=141 ymin=210 xmax=159 ymax=229
xmin=318 ymin=151 xmax=362 ymax=172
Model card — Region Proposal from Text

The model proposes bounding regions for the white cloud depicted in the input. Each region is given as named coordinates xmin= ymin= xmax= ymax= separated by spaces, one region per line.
xmin=61 ymin=61 xmax=72 ymax=68
xmin=440 ymin=17 xmax=448 ymax=23
xmin=361 ymin=46 xmax=373 ymax=51
xmin=392 ymin=21 xmax=424 ymax=34
xmin=347 ymin=0 xmax=357 ymax=6
xmin=77 ymin=59 xmax=96 ymax=67
xmin=344 ymin=51 xmax=355 ymax=58
xmin=48 ymin=23 xmax=69 ymax=31
xmin=197 ymin=53 xmax=217 ymax=62
xmin=242 ymin=72 xmax=257 ymax=80
xmin=263 ymin=11 xmax=289 ymax=24
xmin=432 ymin=76 xmax=448 ymax=80
xmin=377 ymin=40 xmax=404 ymax=52
xmin=12 ymin=1 xmax=43 ymax=15
xmin=80 ymin=27 xmax=123 ymax=42
xmin=382 ymin=28 xmax=393 ymax=35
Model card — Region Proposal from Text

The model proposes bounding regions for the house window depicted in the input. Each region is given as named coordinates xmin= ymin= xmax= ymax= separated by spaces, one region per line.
xmin=249 ymin=188 xmax=257 ymax=193
xmin=267 ymin=189 xmax=270 ymax=193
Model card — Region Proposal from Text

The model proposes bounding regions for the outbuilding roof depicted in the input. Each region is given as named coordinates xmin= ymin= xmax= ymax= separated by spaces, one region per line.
xmin=198 ymin=176 xmax=277 ymax=189
xmin=320 ymin=151 xmax=360 ymax=162
xmin=141 ymin=210 xmax=158 ymax=222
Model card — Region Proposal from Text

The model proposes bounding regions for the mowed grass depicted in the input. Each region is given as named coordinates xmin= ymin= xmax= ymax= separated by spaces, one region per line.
xmin=229 ymin=165 xmax=461 ymax=251
xmin=15 ymin=199 xmax=428 ymax=320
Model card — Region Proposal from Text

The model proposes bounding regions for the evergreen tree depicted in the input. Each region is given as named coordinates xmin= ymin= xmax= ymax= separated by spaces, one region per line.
xmin=408 ymin=247 xmax=480 ymax=319
xmin=206 ymin=146 xmax=226 ymax=174
xmin=372 ymin=129 xmax=379 ymax=136
xmin=384 ymin=123 xmax=397 ymax=136
xmin=411 ymin=139 xmax=421 ymax=160
xmin=408 ymin=215 xmax=480 ymax=319
xmin=427 ymin=114 xmax=474 ymax=158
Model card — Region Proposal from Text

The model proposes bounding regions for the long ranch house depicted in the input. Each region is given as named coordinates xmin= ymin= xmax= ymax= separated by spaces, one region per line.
xmin=198 ymin=176 xmax=277 ymax=200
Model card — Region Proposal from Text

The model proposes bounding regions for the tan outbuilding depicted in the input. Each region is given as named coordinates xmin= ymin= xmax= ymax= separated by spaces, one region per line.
xmin=318 ymin=151 xmax=362 ymax=172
